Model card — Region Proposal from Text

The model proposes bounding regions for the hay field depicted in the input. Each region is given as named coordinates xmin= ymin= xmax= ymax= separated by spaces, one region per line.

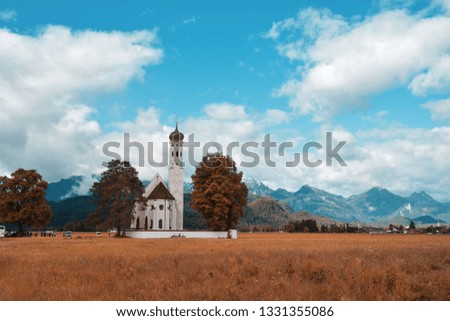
xmin=0 ymin=233 xmax=449 ymax=300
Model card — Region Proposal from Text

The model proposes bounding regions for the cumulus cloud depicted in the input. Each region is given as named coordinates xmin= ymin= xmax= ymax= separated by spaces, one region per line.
xmin=263 ymin=109 xmax=290 ymax=125
xmin=267 ymin=7 xmax=450 ymax=121
xmin=422 ymin=98 xmax=450 ymax=121
xmin=409 ymin=55 xmax=450 ymax=95
xmin=0 ymin=26 xmax=163 ymax=181
xmin=203 ymin=102 xmax=247 ymax=120
xmin=433 ymin=0 xmax=450 ymax=12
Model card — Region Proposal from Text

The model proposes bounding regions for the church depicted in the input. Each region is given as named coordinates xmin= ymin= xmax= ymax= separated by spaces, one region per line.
xmin=130 ymin=125 xmax=184 ymax=231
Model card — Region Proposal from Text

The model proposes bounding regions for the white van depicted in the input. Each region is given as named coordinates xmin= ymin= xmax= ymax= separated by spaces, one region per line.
xmin=0 ymin=226 xmax=5 ymax=238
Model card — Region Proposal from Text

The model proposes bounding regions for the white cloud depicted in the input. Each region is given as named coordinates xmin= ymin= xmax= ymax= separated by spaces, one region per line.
xmin=264 ymin=8 xmax=347 ymax=42
xmin=0 ymin=10 xmax=17 ymax=22
xmin=182 ymin=16 xmax=198 ymax=25
xmin=422 ymin=98 xmax=450 ymax=121
xmin=268 ymin=7 xmax=450 ymax=120
xmin=263 ymin=109 xmax=290 ymax=125
xmin=409 ymin=55 xmax=450 ymax=95
xmin=375 ymin=0 xmax=417 ymax=10
xmin=433 ymin=0 xmax=450 ymax=12
xmin=0 ymin=26 xmax=163 ymax=181
xmin=203 ymin=102 xmax=247 ymax=120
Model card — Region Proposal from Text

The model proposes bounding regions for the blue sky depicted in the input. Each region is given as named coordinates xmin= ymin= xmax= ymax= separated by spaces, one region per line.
xmin=1 ymin=0 xmax=450 ymax=200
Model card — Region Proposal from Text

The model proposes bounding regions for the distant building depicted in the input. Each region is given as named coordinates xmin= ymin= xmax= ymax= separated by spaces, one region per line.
xmin=130 ymin=124 xmax=184 ymax=230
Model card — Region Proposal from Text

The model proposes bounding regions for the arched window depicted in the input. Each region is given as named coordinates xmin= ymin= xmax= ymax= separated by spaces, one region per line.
xmin=144 ymin=216 xmax=148 ymax=230
xmin=136 ymin=217 xmax=140 ymax=230
xmin=176 ymin=151 xmax=179 ymax=157
xmin=150 ymin=219 xmax=153 ymax=229
xmin=159 ymin=204 xmax=164 ymax=210
xmin=158 ymin=219 xmax=163 ymax=229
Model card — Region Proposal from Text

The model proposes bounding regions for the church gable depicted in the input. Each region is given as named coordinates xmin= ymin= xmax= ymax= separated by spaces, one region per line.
xmin=147 ymin=182 xmax=175 ymax=200
xmin=144 ymin=173 xmax=164 ymax=197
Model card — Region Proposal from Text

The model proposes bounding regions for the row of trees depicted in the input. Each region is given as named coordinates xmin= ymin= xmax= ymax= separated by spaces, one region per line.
xmin=284 ymin=219 xmax=320 ymax=233
xmin=283 ymin=220 xmax=364 ymax=233
xmin=0 ymin=169 xmax=52 ymax=235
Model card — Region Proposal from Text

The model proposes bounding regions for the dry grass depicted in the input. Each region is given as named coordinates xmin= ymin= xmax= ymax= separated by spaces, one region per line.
xmin=0 ymin=233 xmax=449 ymax=300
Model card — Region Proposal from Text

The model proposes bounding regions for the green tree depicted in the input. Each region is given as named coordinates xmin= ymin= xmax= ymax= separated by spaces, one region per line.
xmin=87 ymin=160 xmax=146 ymax=236
xmin=191 ymin=153 xmax=248 ymax=231
xmin=409 ymin=220 xmax=416 ymax=230
xmin=0 ymin=169 xmax=52 ymax=235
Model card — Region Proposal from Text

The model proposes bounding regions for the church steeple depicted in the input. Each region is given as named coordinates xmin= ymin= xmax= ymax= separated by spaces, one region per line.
xmin=168 ymin=123 xmax=184 ymax=230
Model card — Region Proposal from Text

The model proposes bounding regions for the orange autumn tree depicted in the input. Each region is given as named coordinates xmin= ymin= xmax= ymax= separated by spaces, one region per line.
xmin=87 ymin=160 xmax=146 ymax=236
xmin=191 ymin=153 xmax=248 ymax=231
xmin=0 ymin=169 xmax=52 ymax=235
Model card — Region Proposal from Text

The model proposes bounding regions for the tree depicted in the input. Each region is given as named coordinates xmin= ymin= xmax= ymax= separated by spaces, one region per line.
xmin=191 ymin=153 xmax=248 ymax=231
xmin=285 ymin=219 xmax=319 ymax=233
xmin=409 ymin=220 xmax=416 ymax=230
xmin=87 ymin=160 xmax=146 ymax=236
xmin=0 ymin=169 xmax=51 ymax=235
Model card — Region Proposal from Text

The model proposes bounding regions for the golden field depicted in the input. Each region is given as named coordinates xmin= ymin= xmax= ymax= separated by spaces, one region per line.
xmin=0 ymin=233 xmax=449 ymax=301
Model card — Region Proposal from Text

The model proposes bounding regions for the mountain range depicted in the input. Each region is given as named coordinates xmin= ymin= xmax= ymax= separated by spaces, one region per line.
xmin=243 ymin=177 xmax=449 ymax=225
xmin=46 ymin=175 xmax=449 ymax=227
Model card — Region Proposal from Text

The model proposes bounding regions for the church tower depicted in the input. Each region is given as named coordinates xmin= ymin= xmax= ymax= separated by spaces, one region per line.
xmin=169 ymin=123 xmax=184 ymax=230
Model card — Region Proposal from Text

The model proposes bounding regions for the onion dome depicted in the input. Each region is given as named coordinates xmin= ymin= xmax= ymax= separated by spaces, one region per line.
xmin=169 ymin=123 xmax=184 ymax=142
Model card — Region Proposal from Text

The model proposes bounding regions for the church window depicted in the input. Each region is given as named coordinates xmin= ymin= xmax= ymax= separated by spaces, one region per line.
xmin=144 ymin=216 xmax=148 ymax=230
xmin=176 ymin=151 xmax=178 ymax=157
xmin=150 ymin=219 xmax=153 ymax=229
xmin=159 ymin=204 xmax=164 ymax=210
xmin=136 ymin=217 xmax=140 ymax=230
xmin=158 ymin=219 xmax=163 ymax=229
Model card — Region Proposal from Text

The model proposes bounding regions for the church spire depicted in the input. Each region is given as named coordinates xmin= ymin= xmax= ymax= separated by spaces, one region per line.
xmin=169 ymin=122 xmax=184 ymax=142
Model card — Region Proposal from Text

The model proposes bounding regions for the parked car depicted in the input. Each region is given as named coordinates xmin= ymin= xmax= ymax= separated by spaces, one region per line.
xmin=96 ymin=231 xmax=102 ymax=237
xmin=6 ymin=231 xmax=17 ymax=237
xmin=63 ymin=231 xmax=73 ymax=237
xmin=0 ymin=226 xmax=5 ymax=238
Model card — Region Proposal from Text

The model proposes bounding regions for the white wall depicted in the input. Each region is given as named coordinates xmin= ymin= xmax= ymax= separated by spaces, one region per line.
xmin=124 ymin=230 xmax=237 ymax=239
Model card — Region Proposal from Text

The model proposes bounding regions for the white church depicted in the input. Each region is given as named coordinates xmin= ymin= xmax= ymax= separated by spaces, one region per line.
xmin=126 ymin=124 xmax=237 ymax=239
xmin=130 ymin=124 xmax=184 ymax=231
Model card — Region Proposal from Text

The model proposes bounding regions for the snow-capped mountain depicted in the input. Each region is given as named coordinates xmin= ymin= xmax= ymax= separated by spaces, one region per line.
xmin=347 ymin=187 xmax=408 ymax=219
xmin=243 ymin=177 xmax=276 ymax=196
xmin=283 ymin=185 xmax=360 ymax=222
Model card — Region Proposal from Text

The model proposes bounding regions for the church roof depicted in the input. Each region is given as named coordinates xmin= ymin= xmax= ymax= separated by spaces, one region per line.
xmin=169 ymin=123 xmax=184 ymax=142
xmin=147 ymin=182 xmax=175 ymax=200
